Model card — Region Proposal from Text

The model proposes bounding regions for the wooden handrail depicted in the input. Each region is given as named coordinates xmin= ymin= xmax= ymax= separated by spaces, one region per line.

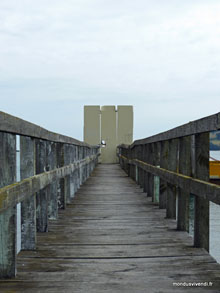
xmin=0 ymin=154 xmax=98 ymax=214
xmin=119 ymin=155 xmax=220 ymax=205
xmin=118 ymin=112 xmax=220 ymax=148
xmin=0 ymin=111 xmax=98 ymax=148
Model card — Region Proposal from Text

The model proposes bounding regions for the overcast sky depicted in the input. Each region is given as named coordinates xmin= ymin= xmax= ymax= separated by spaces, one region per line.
xmin=0 ymin=0 xmax=220 ymax=141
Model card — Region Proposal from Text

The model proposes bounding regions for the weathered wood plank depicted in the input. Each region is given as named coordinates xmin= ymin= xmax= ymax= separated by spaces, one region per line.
xmin=20 ymin=136 xmax=36 ymax=250
xmin=0 ymin=133 xmax=17 ymax=278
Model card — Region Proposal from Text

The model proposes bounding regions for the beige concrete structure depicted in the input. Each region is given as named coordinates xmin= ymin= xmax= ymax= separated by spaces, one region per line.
xmin=84 ymin=105 xmax=133 ymax=163
xmin=117 ymin=105 xmax=133 ymax=145
xmin=84 ymin=106 xmax=101 ymax=145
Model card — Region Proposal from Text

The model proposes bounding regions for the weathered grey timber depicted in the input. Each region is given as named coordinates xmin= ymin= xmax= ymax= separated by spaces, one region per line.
xmin=35 ymin=139 xmax=48 ymax=232
xmin=0 ymin=111 xmax=99 ymax=279
xmin=0 ymin=165 xmax=220 ymax=292
xmin=56 ymin=143 xmax=66 ymax=209
xmin=0 ymin=111 xmax=94 ymax=147
xmin=148 ymin=144 xmax=154 ymax=198
xmin=69 ymin=145 xmax=76 ymax=199
xmin=166 ymin=139 xmax=178 ymax=218
xmin=177 ymin=136 xmax=191 ymax=231
xmin=64 ymin=144 xmax=71 ymax=204
xmin=20 ymin=136 xmax=36 ymax=250
xmin=46 ymin=141 xmax=58 ymax=220
xmin=131 ymin=112 xmax=220 ymax=146
xmin=0 ymin=133 xmax=16 ymax=278
xmin=194 ymin=133 xmax=210 ymax=251
xmin=120 ymin=156 xmax=220 ymax=205
xmin=0 ymin=155 xmax=98 ymax=214
xmin=118 ymin=112 xmax=220 ymax=256
xmin=159 ymin=140 xmax=168 ymax=209
xmin=152 ymin=142 xmax=160 ymax=203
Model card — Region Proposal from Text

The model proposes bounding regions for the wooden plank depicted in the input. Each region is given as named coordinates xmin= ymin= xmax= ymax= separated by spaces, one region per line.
xmin=0 ymin=133 xmax=17 ymax=278
xmin=20 ymin=136 xmax=36 ymax=250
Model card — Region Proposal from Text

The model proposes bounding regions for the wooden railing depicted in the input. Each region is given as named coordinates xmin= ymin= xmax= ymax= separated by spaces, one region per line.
xmin=0 ymin=111 xmax=100 ymax=278
xmin=118 ymin=112 xmax=220 ymax=253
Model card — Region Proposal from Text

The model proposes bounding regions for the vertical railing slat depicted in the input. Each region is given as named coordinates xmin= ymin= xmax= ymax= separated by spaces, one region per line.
xmin=0 ymin=133 xmax=17 ymax=278
xmin=194 ymin=132 xmax=210 ymax=251
xmin=20 ymin=136 xmax=36 ymax=250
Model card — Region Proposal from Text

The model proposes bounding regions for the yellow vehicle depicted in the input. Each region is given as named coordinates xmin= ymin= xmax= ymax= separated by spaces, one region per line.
xmin=210 ymin=157 xmax=220 ymax=183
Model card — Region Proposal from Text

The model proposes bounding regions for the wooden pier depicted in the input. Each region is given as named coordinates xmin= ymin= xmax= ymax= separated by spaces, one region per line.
xmin=1 ymin=111 xmax=220 ymax=292
xmin=0 ymin=164 xmax=220 ymax=292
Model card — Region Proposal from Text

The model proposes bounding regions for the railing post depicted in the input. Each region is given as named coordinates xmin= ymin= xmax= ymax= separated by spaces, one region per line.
xmin=64 ymin=144 xmax=71 ymax=204
xmin=130 ymin=148 xmax=134 ymax=180
xmin=134 ymin=146 xmax=138 ymax=183
xmin=78 ymin=146 xmax=81 ymax=187
xmin=177 ymin=136 xmax=191 ymax=231
xmin=137 ymin=145 xmax=144 ymax=188
xmin=35 ymin=139 xmax=48 ymax=232
xmin=69 ymin=145 xmax=76 ymax=199
xmin=79 ymin=146 xmax=83 ymax=186
xmin=86 ymin=147 xmax=89 ymax=180
xmin=159 ymin=140 xmax=168 ymax=209
xmin=153 ymin=142 xmax=160 ymax=203
xmin=56 ymin=142 xmax=66 ymax=209
xmin=0 ymin=133 xmax=17 ymax=278
xmin=125 ymin=148 xmax=130 ymax=176
xmin=166 ymin=139 xmax=178 ymax=218
xmin=142 ymin=144 xmax=148 ymax=193
xmin=194 ymin=133 xmax=209 ymax=251
xmin=73 ymin=145 xmax=79 ymax=193
xmin=84 ymin=147 xmax=88 ymax=181
xmin=133 ymin=147 xmax=136 ymax=182
xmin=20 ymin=136 xmax=36 ymax=250
xmin=46 ymin=141 xmax=58 ymax=220
xmin=144 ymin=144 xmax=150 ymax=197
xmin=148 ymin=143 xmax=154 ymax=198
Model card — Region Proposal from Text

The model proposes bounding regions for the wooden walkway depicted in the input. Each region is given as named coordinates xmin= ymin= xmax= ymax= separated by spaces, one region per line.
xmin=1 ymin=164 xmax=220 ymax=292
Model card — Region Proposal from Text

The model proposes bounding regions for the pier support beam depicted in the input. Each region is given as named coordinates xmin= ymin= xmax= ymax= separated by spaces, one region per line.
xmin=35 ymin=139 xmax=48 ymax=232
xmin=46 ymin=141 xmax=58 ymax=220
xmin=142 ymin=145 xmax=148 ymax=193
xmin=69 ymin=145 xmax=76 ymax=199
xmin=0 ymin=133 xmax=16 ymax=278
xmin=20 ymin=136 xmax=36 ymax=250
xmin=57 ymin=143 xmax=66 ymax=209
xmin=73 ymin=146 xmax=79 ymax=194
xmin=153 ymin=142 xmax=160 ymax=203
xmin=64 ymin=144 xmax=71 ymax=204
xmin=148 ymin=144 xmax=154 ymax=198
xmin=159 ymin=141 xmax=168 ymax=209
xmin=166 ymin=139 xmax=178 ymax=219
xmin=177 ymin=136 xmax=191 ymax=231
xmin=194 ymin=133 xmax=209 ymax=251
xmin=130 ymin=147 xmax=135 ymax=181
xmin=136 ymin=145 xmax=142 ymax=187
